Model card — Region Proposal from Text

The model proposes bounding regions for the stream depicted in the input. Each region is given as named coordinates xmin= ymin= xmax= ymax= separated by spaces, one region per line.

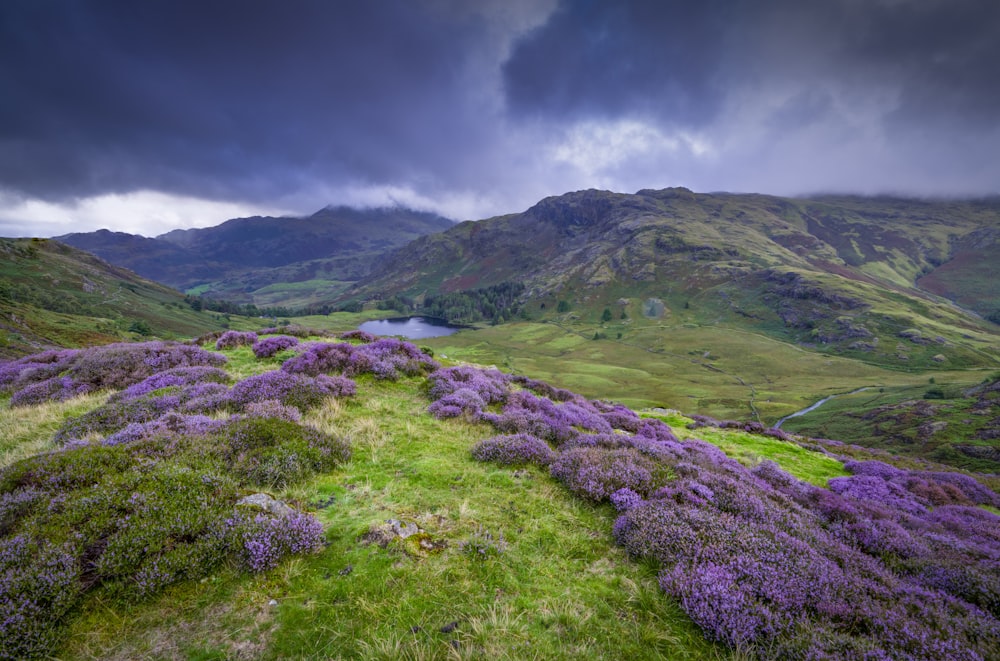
xmin=774 ymin=387 xmax=871 ymax=429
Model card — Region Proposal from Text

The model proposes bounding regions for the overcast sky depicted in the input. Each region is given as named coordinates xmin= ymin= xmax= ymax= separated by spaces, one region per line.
xmin=2 ymin=0 xmax=998 ymax=237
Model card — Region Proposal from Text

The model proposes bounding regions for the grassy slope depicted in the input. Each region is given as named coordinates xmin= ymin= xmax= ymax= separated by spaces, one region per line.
xmin=780 ymin=377 xmax=1000 ymax=473
xmin=7 ymin=337 xmax=997 ymax=658
xmin=420 ymin=321 xmax=994 ymax=422
xmin=0 ymin=238 xmax=250 ymax=357
xmin=3 ymin=346 xmax=729 ymax=660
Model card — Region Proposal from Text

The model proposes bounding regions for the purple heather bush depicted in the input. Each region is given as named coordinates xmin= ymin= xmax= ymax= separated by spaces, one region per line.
xmin=240 ymin=399 xmax=302 ymax=423
xmin=428 ymin=387 xmax=488 ymax=419
xmin=339 ymin=329 xmax=377 ymax=343
xmin=609 ymin=487 xmax=644 ymax=511
xmin=2 ymin=343 xmax=225 ymax=408
xmin=550 ymin=446 xmax=672 ymax=502
xmin=10 ymin=376 xmax=92 ymax=407
xmin=228 ymin=370 xmax=354 ymax=413
xmin=251 ymin=335 xmax=299 ymax=359
xmin=225 ymin=510 xmax=324 ymax=573
xmin=282 ymin=338 xmax=438 ymax=380
xmin=471 ymin=433 xmax=556 ymax=467
xmin=428 ymin=366 xmax=510 ymax=405
xmin=511 ymin=374 xmax=577 ymax=401
xmin=480 ymin=390 xmax=614 ymax=444
xmin=101 ymin=413 xmax=226 ymax=446
xmin=67 ymin=341 xmax=226 ymax=391
xmin=0 ymin=536 xmax=81 ymax=659
xmin=53 ymin=397 xmax=164 ymax=445
xmin=214 ymin=330 xmax=258 ymax=350
xmin=0 ymin=349 xmax=80 ymax=393
xmin=109 ymin=366 xmax=230 ymax=402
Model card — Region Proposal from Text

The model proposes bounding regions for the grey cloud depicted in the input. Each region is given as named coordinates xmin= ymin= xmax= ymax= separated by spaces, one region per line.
xmin=0 ymin=0 xmax=998 ymax=236
xmin=0 ymin=0 xmax=510 ymax=204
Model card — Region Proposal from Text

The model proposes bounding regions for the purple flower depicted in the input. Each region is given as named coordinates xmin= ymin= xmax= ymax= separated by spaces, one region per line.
xmin=471 ymin=434 xmax=556 ymax=466
xmin=251 ymin=335 xmax=299 ymax=359
xmin=215 ymin=331 xmax=258 ymax=350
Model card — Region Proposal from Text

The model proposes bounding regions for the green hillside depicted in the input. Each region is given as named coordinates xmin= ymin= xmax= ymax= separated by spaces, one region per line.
xmin=351 ymin=189 xmax=1000 ymax=372
xmin=59 ymin=206 xmax=454 ymax=303
xmin=1 ymin=335 xmax=996 ymax=659
xmin=0 ymin=238 xmax=242 ymax=357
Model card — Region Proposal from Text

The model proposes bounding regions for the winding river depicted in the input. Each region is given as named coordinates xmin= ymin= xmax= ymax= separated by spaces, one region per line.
xmin=774 ymin=388 xmax=871 ymax=429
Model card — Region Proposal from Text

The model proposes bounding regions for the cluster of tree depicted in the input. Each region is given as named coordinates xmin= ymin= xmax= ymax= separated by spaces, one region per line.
xmin=184 ymin=295 xmax=295 ymax=319
xmin=422 ymin=282 xmax=525 ymax=324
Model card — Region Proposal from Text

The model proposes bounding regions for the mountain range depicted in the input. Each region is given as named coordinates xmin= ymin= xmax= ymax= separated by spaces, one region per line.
xmin=353 ymin=188 xmax=1000 ymax=369
xmin=58 ymin=205 xmax=454 ymax=307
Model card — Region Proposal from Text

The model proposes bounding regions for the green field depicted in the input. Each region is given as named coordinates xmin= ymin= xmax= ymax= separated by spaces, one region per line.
xmin=420 ymin=321 xmax=995 ymax=424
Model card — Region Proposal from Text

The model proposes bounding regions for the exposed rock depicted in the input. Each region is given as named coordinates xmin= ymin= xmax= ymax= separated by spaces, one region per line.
xmin=237 ymin=493 xmax=295 ymax=518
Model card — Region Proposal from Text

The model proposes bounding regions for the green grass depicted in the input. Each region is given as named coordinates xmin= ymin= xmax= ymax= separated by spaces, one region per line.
xmin=641 ymin=410 xmax=848 ymax=487
xmin=0 ymin=357 xmax=728 ymax=660
xmin=780 ymin=377 xmax=1000 ymax=473
xmin=0 ymin=392 xmax=109 ymax=467
xmin=423 ymin=321 xmax=996 ymax=424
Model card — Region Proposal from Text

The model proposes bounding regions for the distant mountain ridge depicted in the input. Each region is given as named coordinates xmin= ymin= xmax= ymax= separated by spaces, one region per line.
xmin=349 ymin=187 xmax=1000 ymax=370
xmin=58 ymin=206 xmax=454 ymax=302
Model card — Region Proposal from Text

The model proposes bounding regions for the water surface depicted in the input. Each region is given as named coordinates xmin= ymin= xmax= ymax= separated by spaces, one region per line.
xmin=357 ymin=316 xmax=462 ymax=339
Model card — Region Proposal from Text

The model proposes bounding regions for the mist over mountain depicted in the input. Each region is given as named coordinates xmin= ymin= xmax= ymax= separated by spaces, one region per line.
xmin=58 ymin=206 xmax=454 ymax=298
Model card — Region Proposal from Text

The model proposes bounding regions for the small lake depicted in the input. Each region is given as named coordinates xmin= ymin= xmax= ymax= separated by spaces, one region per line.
xmin=357 ymin=316 xmax=463 ymax=339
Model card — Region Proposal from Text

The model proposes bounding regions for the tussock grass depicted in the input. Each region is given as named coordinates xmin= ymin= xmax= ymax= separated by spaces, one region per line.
xmin=0 ymin=391 xmax=107 ymax=467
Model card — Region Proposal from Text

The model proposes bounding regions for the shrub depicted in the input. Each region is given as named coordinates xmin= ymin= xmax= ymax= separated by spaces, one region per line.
xmin=109 ymin=366 xmax=230 ymax=402
xmin=283 ymin=339 xmax=437 ymax=380
xmin=10 ymin=377 xmax=92 ymax=407
xmin=471 ymin=434 xmax=556 ymax=467
xmin=339 ymin=329 xmax=377 ymax=343
xmin=228 ymin=370 xmax=355 ymax=413
xmin=215 ymin=331 xmax=258 ymax=350
xmin=225 ymin=510 xmax=324 ymax=573
xmin=550 ymin=447 xmax=672 ymax=501
xmin=428 ymin=366 xmax=510 ymax=404
xmin=428 ymin=388 xmax=488 ymax=419
xmin=217 ymin=417 xmax=351 ymax=489
xmin=0 ymin=349 xmax=80 ymax=393
xmin=68 ymin=341 xmax=226 ymax=392
xmin=251 ymin=335 xmax=299 ymax=359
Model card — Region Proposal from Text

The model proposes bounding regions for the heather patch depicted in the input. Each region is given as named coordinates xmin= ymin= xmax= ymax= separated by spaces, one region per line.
xmin=338 ymin=329 xmax=377 ymax=343
xmin=427 ymin=365 xmax=510 ymax=406
xmin=215 ymin=330 xmax=258 ymax=350
xmin=108 ymin=366 xmax=231 ymax=402
xmin=3 ymin=343 xmax=226 ymax=408
xmin=67 ymin=341 xmax=227 ymax=391
xmin=251 ymin=335 xmax=299 ymax=359
xmin=228 ymin=370 xmax=355 ymax=413
xmin=550 ymin=446 xmax=673 ymax=501
xmin=0 ymin=396 xmax=349 ymax=658
xmin=216 ymin=416 xmax=351 ymax=489
xmin=0 ymin=349 xmax=80 ymax=393
xmin=471 ymin=433 xmax=556 ymax=467
xmin=282 ymin=338 xmax=438 ymax=380
xmin=10 ymin=376 xmax=92 ymax=408
xmin=427 ymin=363 xmax=1000 ymax=658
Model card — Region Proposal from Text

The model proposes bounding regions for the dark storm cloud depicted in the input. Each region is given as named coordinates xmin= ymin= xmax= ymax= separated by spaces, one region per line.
xmin=0 ymin=0 xmax=502 ymax=204
xmin=1 ymin=0 xmax=998 ymax=236
xmin=502 ymin=0 xmax=733 ymax=126
xmin=503 ymin=0 xmax=1000 ymax=139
